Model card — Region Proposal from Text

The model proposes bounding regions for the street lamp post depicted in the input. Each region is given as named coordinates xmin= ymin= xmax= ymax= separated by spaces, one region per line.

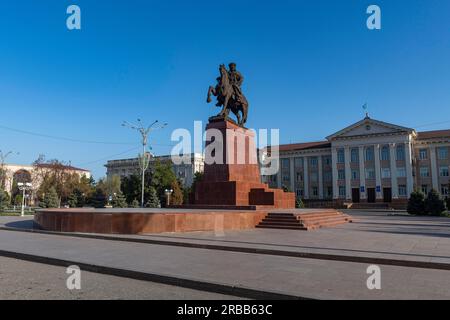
xmin=122 ymin=119 xmax=167 ymax=208
xmin=165 ymin=189 xmax=173 ymax=207
xmin=17 ymin=182 xmax=32 ymax=217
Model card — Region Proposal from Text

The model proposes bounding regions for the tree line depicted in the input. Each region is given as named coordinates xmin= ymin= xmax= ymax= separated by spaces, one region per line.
xmin=0 ymin=156 xmax=191 ymax=210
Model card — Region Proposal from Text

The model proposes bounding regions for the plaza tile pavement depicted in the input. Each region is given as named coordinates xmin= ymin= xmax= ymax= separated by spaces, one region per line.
xmin=0 ymin=211 xmax=450 ymax=299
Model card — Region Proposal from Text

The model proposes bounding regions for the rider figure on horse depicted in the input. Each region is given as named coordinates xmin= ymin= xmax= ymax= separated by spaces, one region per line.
xmin=228 ymin=62 xmax=244 ymax=104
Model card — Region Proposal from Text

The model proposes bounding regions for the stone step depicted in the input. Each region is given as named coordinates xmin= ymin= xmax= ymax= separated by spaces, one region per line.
xmin=295 ymin=212 xmax=343 ymax=218
xmin=256 ymin=225 xmax=308 ymax=230
xmin=300 ymin=216 xmax=350 ymax=226
xmin=258 ymin=221 xmax=303 ymax=227
xmin=261 ymin=218 xmax=299 ymax=223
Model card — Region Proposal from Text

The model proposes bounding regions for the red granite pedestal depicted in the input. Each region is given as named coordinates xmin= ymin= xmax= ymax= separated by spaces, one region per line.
xmin=193 ymin=119 xmax=295 ymax=209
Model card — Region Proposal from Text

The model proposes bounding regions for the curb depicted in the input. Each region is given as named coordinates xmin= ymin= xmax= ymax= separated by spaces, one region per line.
xmin=1 ymin=226 xmax=450 ymax=271
xmin=0 ymin=248 xmax=309 ymax=300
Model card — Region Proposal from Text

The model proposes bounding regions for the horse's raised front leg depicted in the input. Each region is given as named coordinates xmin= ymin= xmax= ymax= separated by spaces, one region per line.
xmin=207 ymin=86 xmax=215 ymax=103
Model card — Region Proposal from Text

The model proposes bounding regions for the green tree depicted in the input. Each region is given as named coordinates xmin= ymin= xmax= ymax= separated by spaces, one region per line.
xmin=0 ymin=188 xmax=10 ymax=209
xmin=112 ymin=192 xmax=128 ymax=208
xmin=407 ymin=190 xmax=426 ymax=215
xmin=150 ymin=160 xmax=177 ymax=203
xmin=88 ymin=188 xmax=107 ymax=208
xmin=40 ymin=187 xmax=59 ymax=208
xmin=130 ymin=199 xmax=140 ymax=208
xmin=145 ymin=187 xmax=161 ymax=208
xmin=296 ymin=198 xmax=305 ymax=209
xmin=170 ymin=180 xmax=184 ymax=206
xmin=446 ymin=197 xmax=450 ymax=212
xmin=67 ymin=192 xmax=79 ymax=208
xmin=425 ymin=189 xmax=447 ymax=216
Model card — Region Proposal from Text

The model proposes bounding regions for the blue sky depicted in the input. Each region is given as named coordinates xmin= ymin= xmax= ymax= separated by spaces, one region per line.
xmin=1 ymin=0 xmax=449 ymax=178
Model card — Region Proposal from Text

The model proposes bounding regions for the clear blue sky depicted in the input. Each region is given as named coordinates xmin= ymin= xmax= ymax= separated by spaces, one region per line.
xmin=1 ymin=0 xmax=449 ymax=179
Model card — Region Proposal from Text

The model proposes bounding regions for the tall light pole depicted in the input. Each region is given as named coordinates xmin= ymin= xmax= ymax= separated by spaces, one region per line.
xmin=122 ymin=119 xmax=167 ymax=207
xmin=17 ymin=182 xmax=32 ymax=217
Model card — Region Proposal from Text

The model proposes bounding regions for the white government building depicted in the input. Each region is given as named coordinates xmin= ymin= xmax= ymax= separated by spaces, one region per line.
xmin=262 ymin=116 xmax=450 ymax=208
xmin=105 ymin=153 xmax=205 ymax=188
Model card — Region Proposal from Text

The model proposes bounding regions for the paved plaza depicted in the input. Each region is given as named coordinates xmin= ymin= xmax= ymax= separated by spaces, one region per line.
xmin=0 ymin=211 xmax=450 ymax=299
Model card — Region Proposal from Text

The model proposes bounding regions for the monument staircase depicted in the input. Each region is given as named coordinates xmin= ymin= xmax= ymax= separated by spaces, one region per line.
xmin=256 ymin=210 xmax=353 ymax=231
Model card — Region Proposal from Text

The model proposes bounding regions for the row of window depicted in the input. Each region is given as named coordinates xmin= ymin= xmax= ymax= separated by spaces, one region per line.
xmin=284 ymin=166 xmax=450 ymax=183
xmin=300 ymin=185 xmax=449 ymax=199
xmin=337 ymin=146 xmax=449 ymax=163
xmin=337 ymin=167 xmax=408 ymax=180
xmin=419 ymin=166 xmax=449 ymax=177
xmin=337 ymin=145 xmax=408 ymax=163
xmin=418 ymin=147 xmax=449 ymax=160
xmin=281 ymin=156 xmax=333 ymax=169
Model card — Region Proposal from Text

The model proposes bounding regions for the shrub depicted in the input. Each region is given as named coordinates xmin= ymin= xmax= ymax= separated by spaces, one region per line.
xmin=145 ymin=187 xmax=161 ymax=208
xmin=425 ymin=189 xmax=447 ymax=216
xmin=296 ymin=198 xmax=305 ymax=209
xmin=0 ymin=188 xmax=10 ymax=210
xmin=40 ymin=187 xmax=59 ymax=208
xmin=407 ymin=190 xmax=425 ymax=215
xmin=112 ymin=192 xmax=128 ymax=208
xmin=131 ymin=199 xmax=140 ymax=208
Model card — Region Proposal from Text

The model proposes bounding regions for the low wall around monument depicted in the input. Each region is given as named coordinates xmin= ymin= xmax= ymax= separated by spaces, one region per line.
xmin=34 ymin=208 xmax=267 ymax=234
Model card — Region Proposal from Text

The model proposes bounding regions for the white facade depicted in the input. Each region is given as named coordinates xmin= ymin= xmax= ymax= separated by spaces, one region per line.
xmin=262 ymin=116 xmax=450 ymax=205
xmin=105 ymin=153 xmax=205 ymax=187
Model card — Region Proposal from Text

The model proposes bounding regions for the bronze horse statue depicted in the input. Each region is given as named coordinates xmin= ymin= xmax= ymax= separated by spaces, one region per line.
xmin=207 ymin=64 xmax=249 ymax=126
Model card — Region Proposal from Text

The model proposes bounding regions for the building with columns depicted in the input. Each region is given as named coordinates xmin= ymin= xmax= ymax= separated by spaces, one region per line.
xmin=105 ymin=153 xmax=204 ymax=188
xmin=262 ymin=116 xmax=450 ymax=207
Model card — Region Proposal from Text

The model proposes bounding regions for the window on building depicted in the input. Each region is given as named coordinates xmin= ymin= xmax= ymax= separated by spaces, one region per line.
xmin=365 ymin=147 xmax=374 ymax=161
xmin=365 ymin=168 xmax=375 ymax=180
xmin=310 ymin=172 xmax=318 ymax=182
xmin=294 ymin=157 xmax=303 ymax=168
xmin=324 ymin=171 xmax=332 ymax=182
xmin=351 ymin=148 xmax=359 ymax=163
xmin=441 ymin=185 xmax=449 ymax=196
xmin=296 ymin=171 xmax=303 ymax=182
xmin=312 ymin=187 xmax=319 ymax=197
xmin=351 ymin=170 xmax=359 ymax=180
xmin=282 ymin=175 xmax=290 ymax=182
xmin=438 ymin=147 xmax=448 ymax=160
xmin=419 ymin=149 xmax=428 ymax=160
xmin=398 ymin=185 xmax=407 ymax=196
xmin=381 ymin=146 xmax=390 ymax=161
xmin=339 ymin=186 xmax=346 ymax=197
xmin=440 ymin=166 xmax=449 ymax=177
xmin=396 ymin=145 xmax=405 ymax=161
xmin=422 ymin=185 xmax=429 ymax=195
xmin=281 ymin=158 xmax=290 ymax=169
xmin=324 ymin=156 xmax=331 ymax=166
xmin=337 ymin=149 xmax=345 ymax=163
xmin=310 ymin=157 xmax=318 ymax=167
xmin=397 ymin=167 xmax=406 ymax=178
xmin=338 ymin=169 xmax=345 ymax=180
xmin=296 ymin=189 xmax=303 ymax=197
xmin=420 ymin=167 xmax=430 ymax=177
xmin=381 ymin=168 xmax=391 ymax=179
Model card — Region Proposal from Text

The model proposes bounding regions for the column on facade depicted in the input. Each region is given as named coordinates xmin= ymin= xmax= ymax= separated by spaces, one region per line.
xmin=303 ymin=156 xmax=309 ymax=199
xmin=358 ymin=146 xmax=366 ymax=199
xmin=318 ymin=155 xmax=324 ymax=199
xmin=289 ymin=157 xmax=295 ymax=193
xmin=276 ymin=158 xmax=282 ymax=188
xmin=374 ymin=144 xmax=382 ymax=199
xmin=405 ymin=142 xmax=414 ymax=196
xmin=344 ymin=146 xmax=352 ymax=200
xmin=331 ymin=148 xmax=339 ymax=199
xmin=430 ymin=146 xmax=439 ymax=191
xmin=389 ymin=143 xmax=399 ymax=199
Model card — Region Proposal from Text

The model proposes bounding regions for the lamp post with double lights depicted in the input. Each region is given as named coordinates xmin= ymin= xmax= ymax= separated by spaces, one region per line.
xmin=122 ymin=119 xmax=167 ymax=208
xmin=165 ymin=189 xmax=173 ymax=207
xmin=17 ymin=182 xmax=32 ymax=217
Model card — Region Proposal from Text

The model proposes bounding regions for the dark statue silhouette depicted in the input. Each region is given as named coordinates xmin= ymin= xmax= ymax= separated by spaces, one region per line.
xmin=207 ymin=63 xmax=249 ymax=126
